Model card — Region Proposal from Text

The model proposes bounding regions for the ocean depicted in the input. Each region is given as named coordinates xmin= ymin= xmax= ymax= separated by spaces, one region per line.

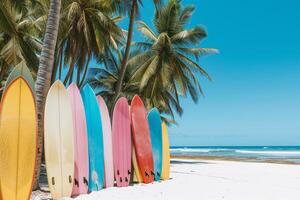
xmin=170 ymin=146 xmax=300 ymax=164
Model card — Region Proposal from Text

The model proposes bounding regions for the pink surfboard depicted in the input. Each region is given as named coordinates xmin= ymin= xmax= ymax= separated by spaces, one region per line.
xmin=67 ymin=83 xmax=89 ymax=195
xmin=112 ymin=97 xmax=132 ymax=187
xmin=97 ymin=95 xmax=114 ymax=188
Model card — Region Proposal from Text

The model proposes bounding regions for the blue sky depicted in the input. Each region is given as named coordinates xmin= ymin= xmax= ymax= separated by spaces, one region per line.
xmin=123 ymin=0 xmax=300 ymax=146
xmin=82 ymin=0 xmax=300 ymax=146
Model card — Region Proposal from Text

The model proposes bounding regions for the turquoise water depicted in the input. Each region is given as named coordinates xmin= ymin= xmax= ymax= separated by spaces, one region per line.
xmin=170 ymin=146 xmax=300 ymax=163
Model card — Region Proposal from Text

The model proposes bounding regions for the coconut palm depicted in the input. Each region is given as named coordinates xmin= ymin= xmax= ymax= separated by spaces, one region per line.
xmin=0 ymin=0 xmax=218 ymax=187
xmin=129 ymin=0 xmax=218 ymax=115
xmin=0 ymin=1 xmax=41 ymax=95
xmin=34 ymin=0 xmax=61 ymax=189
xmin=87 ymin=48 xmax=139 ymax=110
xmin=59 ymin=0 xmax=124 ymax=87
xmin=114 ymin=0 xmax=162 ymax=99
xmin=87 ymin=48 xmax=182 ymax=123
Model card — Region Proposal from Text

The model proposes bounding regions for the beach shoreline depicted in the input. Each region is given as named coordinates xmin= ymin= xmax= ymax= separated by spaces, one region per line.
xmin=171 ymin=155 xmax=300 ymax=165
xmin=31 ymin=157 xmax=300 ymax=200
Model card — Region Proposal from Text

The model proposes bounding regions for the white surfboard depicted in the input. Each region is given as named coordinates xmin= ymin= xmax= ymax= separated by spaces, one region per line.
xmin=44 ymin=80 xmax=74 ymax=199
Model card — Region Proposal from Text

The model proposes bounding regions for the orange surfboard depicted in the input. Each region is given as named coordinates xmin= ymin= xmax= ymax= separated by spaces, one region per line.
xmin=0 ymin=77 xmax=37 ymax=200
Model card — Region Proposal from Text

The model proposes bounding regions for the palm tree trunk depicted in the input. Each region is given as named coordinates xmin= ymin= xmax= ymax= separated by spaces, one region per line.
xmin=51 ymin=47 xmax=63 ymax=83
xmin=68 ymin=67 xmax=74 ymax=85
xmin=63 ymin=61 xmax=75 ymax=84
xmin=58 ymin=51 xmax=63 ymax=80
xmin=114 ymin=0 xmax=137 ymax=97
xmin=79 ymin=58 xmax=90 ymax=88
xmin=76 ymin=68 xmax=81 ymax=86
xmin=33 ymin=0 xmax=61 ymax=189
xmin=0 ymin=62 xmax=8 ymax=83
xmin=51 ymin=56 xmax=59 ymax=83
xmin=0 ymin=63 xmax=8 ymax=98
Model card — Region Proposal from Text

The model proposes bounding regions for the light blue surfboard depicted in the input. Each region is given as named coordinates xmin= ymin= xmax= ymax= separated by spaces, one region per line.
xmin=81 ymin=84 xmax=105 ymax=191
xmin=147 ymin=108 xmax=163 ymax=181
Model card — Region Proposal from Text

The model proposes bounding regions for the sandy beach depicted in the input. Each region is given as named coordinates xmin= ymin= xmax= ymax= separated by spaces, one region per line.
xmin=31 ymin=158 xmax=300 ymax=200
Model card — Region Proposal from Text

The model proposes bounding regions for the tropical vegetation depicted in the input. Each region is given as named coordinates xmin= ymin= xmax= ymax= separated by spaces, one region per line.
xmin=0 ymin=0 xmax=217 ymax=189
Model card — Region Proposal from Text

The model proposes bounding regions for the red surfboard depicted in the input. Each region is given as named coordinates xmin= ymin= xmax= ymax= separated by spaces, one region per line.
xmin=130 ymin=95 xmax=154 ymax=183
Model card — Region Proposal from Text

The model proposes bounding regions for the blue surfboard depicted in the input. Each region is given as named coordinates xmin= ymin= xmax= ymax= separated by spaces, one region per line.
xmin=81 ymin=84 xmax=105 ymax=191
xmin=147 ymin=108 xmax=163 ymax=181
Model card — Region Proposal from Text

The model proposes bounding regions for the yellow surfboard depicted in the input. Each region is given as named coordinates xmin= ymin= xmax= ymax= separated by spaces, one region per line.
xmin=132 ymin=146 xmax=143 ymax=183
xmin=44 ymin=80 xmax=74 ymax=199
xmin=161 ymin=122 xmax=170 ymax=180
xmin=0 ymin=77 xmax=37 ymax=200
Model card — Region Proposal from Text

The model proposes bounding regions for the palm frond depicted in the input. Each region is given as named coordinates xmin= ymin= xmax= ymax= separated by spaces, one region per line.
xmin=171 ymin=26 xmax=207 ymax=45
xmin=176 ymin=47 xmax=219 ymax=61
xmin=137 ymin=20 xmax=157 ymax=41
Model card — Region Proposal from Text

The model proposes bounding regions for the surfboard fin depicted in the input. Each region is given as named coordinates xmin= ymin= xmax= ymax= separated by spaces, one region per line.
xmin=83 ymin=177 xmax=89 ymax=186
xmin=74 ymin=178 xmax=79 ymax=187
xmin=125 ymin=177 xmax=128 ymax=182
xmin=51 ymin=177 xmax=55 ymax=185
xmin=120 ymin=177 xmax=122 ymax=182
xmin=69 ymin=175 xmax=72 ymax=183
xmin=117 ymin=170 xmax=120 ymax=175
xmin=151 ymin=171 xmax=155 ymax=177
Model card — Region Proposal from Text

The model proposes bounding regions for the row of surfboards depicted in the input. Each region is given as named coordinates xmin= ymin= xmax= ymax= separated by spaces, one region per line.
xmin=0 ymin=65 xmax=170 ymax=200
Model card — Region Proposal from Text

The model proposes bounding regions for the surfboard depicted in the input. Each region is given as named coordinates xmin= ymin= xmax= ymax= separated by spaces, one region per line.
xmin=67 ymin=83 xmax=89 ymax=195
xmin=0 ymin=77 xmax=37 ymax=200
xmin=130 ymin=95 xmax=154 ymax=183
xmin=132 ymin=147 xmax=143 ymax=183
xmin=161 ymin=122 xmax=170 ymax=180
xmin=44 ymin=80 xmax=74 ymax=199
xmin=96 ymin=95 xmax=114 ymax=188
xmin=4 ymin=64 xmax=35 ymax=95
xmin=147 ymin=108 xmax=163 ymax=181
xmin=130 ymin=105 xmax=143 ymax=183
xmin=81 ymin=84 xmax=105 ymax=191
xmin=112 ymin=97 xmax=132 ymax=187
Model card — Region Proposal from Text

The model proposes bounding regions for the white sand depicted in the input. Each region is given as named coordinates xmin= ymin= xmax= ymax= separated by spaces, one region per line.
xmin=55 ymin=159 xmax=300 ymax=200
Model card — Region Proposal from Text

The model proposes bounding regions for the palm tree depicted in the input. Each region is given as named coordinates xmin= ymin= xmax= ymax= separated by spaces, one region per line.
xmin=34 ymin=0 xmax=61 ymax=189
xmin=114 ymin=0 xmax=162 ymax=99
xmin=59 ymin=0 xmax=124 ymax=87
xmin=0 ymin=1 xmax=41 ymax=95
xmin=87 ymin=48 xmax=182 ymax=123
xmin=0 ymin=0 xmax=218 ymax=187
xmin=87 ymin=48 xmax=139 ymax=110
xmin=129 ymin=0 xmax=218 ymax=115
xmin=87 ymin=0 xmax=217 ymax=122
